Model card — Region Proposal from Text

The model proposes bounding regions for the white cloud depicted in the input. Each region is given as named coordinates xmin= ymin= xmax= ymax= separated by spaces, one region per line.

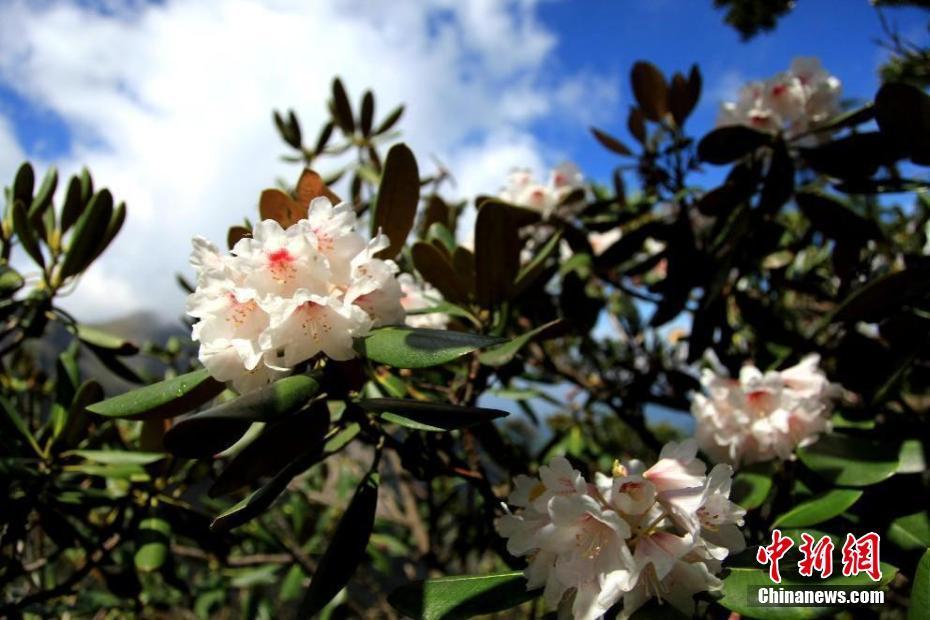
xmin=0 ymin=0 xmax=616 ymax=322
xmin=0 ymin=114 xmax=24 ymax=179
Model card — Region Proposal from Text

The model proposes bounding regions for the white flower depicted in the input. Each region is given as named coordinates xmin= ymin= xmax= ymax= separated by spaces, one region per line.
xmin=692 ymin=354 xmax=837 ymax=467
xmin=588 ymin=228 xmax=622 ymax=257
xmin=398 ymin=273 xmax=448 ymax=329
xmin=497 ymin=447 xmax=744 ymax=619
xmin=717 ymin=57 xmax=841 ymax=138
xmin=500 ymin=162 xmax=585 ymax=216
xmin=188 ymin=197 xmax=405 ymax=393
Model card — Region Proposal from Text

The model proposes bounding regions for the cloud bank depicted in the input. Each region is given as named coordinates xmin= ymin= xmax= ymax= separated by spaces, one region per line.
xmin=0 ymin=0 xmax=617 ymax=321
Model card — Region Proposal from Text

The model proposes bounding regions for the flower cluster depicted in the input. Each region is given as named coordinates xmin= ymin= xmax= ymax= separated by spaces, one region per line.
xmin=500 ymin=162 xmax=584 ymax=216
xmin=692 ymin=355 xmax=837 ymax=467
xmin=398 ymin=273 xmax=448 ymax=330
xmin=718 ymin=57 xmax=841 ymax=138
xmin=187 ymin=197 xmax=405 ymax=393
xmin=497 ymin=440 xmax=745 ymax=620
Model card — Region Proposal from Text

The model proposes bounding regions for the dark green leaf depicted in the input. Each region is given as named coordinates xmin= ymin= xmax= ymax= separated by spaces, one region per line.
xmin=631 ymin=61 xmax=668 ymax=122
xmin=360 ymin=90 xmax=375 ymax=136
xmin=698 ymin=125 xmax=771 ymax=164
xmin=772 ymin=489 xmax=862 ymax=528
xmin=209 ymin=401 xmax=330 ymax=497
xmin=358 ymin=398 xmax=508 ymax=431
xmin=12 ymin=201 xmax=44 ymax=269
xmin=331 ymin=78 xmax=355 ymax=134
xmin=59 ymin=189 xmax=113 ymax=280
xmin=591 ymin=127 xmax=633 ymax=156
xmin=12 ymin=162 xmax=34 ymax=207
xmin=412 ymin=241 xmax=469 ymax=304
xmin=29 ymin=165 xmax=57 ymax=219
xmin=475 ymin=201 xmax=537 ymax=308
xmin=875 ymin=82 xmax=930 ymax=166
xmin=831 ymin=265 xmax=930 ymax=323
xmin=889 ymin=512 xmax=930 ymax=551
xmin=355 ymin=326 xmax=504 ymax=369
xmin=60 ymin=176 xmax=84 ymax=233
xmin=909 ymin=549 xmax=930 ymax=620
xmin=797 ymin=434 xmax=900 ymax=487
xmin=799 ymin=132 xmax=894 ymax=179
xmin=375 ymin=105 xmax=405 ymax=135
xmin=87 ymin=368 xmax=224 ymax=420
xmin=134 ymin=517 xmax=171 ymax=572
xmin=796 ymin=192 xmax=881 ymax=242
xmin=373 ymin=143 xmax=420 ymax=259
xmin=388 ymin=572 xmax=538 ymax=620
xmin=299 ymin=470 xmax=380 ymax=617
xmin=164 ymin=374 xmax=320 ymax=458
xmin=731 ymin=462 xmax=774 ymax=510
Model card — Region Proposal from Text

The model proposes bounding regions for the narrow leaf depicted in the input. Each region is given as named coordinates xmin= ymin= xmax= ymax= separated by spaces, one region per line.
xmin=374 ymin=143 xmax=419 ymax=259
xmin=87 ymin=368 xmax=224 ymax=420
xmin=354 ymin=327 xmax=504 ymax=369
xmin=358 ymin=398 xmax=508 ymax=431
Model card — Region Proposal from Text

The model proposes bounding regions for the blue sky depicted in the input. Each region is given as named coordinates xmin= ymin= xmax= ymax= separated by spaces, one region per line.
xmin=532 ymin=0 xmax=926 ymax=182
xmin=0 ymin=0 xmax=924 ymax=320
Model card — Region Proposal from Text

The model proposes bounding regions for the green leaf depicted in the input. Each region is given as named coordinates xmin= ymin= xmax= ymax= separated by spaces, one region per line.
xmin=373 ymin=143 xmax=419 ymax=259
xmin=376 ymin=105 xmax=405 ymax=135
xmin=909 ymin=549 xmax=930 ymax=620
xmin=360 ymin=90 xmax=375 ymax=136
xmin=698 ymin=125 xmax=772 ymax=164
xmin=164 ymin=374 xmax=320 ymax=458
xmin=591 ymin=127 xmax=633 ymax=156
xmin=412 ymin=241 xmax=469 ymax=304
xmin=889 ymin=512 xmax=930 ymax=551
xmin=731 ymin=462 xmax=775 ymax=510
xmin=134 ymin=517 xmax=171 ymax=572
xmin=211 ymin=443 xmax=324 ymax=531
xmin=331 ymin=77 xmax=355 ymax=134
xmin=12 ymin=161 xmax=34 ymax=207
xmin=513 ymin=231 xmax=561 ymax=296
xmin=87 ymin=368 xmax=224 ymax=420
xmin=630 ymin=61 xmax=668 ymax=122
xmin=0 ymin=265 xmax=24 ymax=296
xmin=875 ymin=81 xmax=930 ymax=166
xmin=12 ymin=200 xmax=44 ymax=269
xmin=60 ymin=176 xmax=84 ymax=233
xmin=358 ymin=398 xmax=508 ymax=432
xmin=475 ymin=201 xmax=538 ymax=308
xmin=209 ymin=401 xmax=330 ymax=497
xmin=354 ymin=326 xmax=503 ymax=369
xmin=77 ymin=325 xmax=139 ymax=355
xmin=720 ymin=562 xmax=897 ymax=619
xmin=795 ymin=192 xmax=881 ymax=242
xmin=388 ymin=572 xmax=538 ymax=620
xmin=478 ymin=319 xmax=564 ymax=367
xmin=772 ymin=489 xmax=862 ymax=528
xmin=299 ymin=470 xmax=380 ymax=617
xmin=797 ymin=434 xmax=900 ymax=487
xmin=29 ymin=165 xmax=57 ymax=219
xmin=0 ymin=395 xmax=42 ymax=456
xmin=59 ymin=189 xmax=113 ymax=280
xmin=831 ymin=265 xmax=930 ymax=323
xmin=66 ymin=450 xmax=166 ymax=466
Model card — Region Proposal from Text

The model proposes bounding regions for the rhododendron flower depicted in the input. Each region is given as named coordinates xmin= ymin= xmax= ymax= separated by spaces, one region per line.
xmin=398 ymin=273 xmax=448 ymax=329
xmin=497 ymin=441 xmax=744 ymax=619
xmin=500 ymin=162 xmax=585 ymax=215
xmin=188 ymin=196 xmax=405 ymax=393
xmin=692 ymin=354 xmax=838 ymax=467
xmin=718 ymin=57 xmax=841 ymax=138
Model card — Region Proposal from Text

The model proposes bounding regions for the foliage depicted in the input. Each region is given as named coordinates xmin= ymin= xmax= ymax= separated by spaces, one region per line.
xmin=2 ymin=32 xmax=930 ymax=620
